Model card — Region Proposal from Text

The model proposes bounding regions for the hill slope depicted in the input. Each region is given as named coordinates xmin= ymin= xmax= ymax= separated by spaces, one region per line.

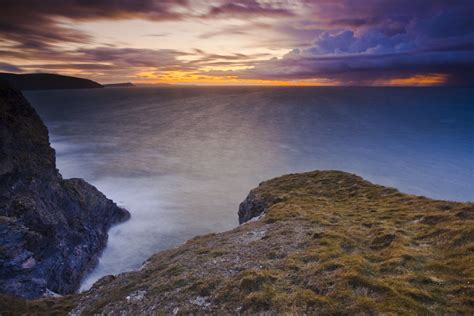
xmin=0 ymin=73 xmax=103 ymax=90
xmin=3 ymin=171 xmax=472 ymax=314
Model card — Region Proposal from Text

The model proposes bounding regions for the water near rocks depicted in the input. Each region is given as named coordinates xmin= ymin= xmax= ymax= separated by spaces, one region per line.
xmin=25 ymin=86 xmax=474 ymax=290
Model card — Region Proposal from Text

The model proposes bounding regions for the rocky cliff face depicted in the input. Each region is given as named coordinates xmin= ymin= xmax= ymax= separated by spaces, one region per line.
xmin=0 ymin=85 xmax=472 ymax=313
xmin=0 ymin=85 xmax=130 ymax=299
xmin=8 ymin=171 xmax=471 ymax=315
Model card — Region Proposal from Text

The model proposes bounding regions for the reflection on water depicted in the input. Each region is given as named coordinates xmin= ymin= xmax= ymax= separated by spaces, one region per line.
xmin=25 ymin=86 xmax=474 ymax=290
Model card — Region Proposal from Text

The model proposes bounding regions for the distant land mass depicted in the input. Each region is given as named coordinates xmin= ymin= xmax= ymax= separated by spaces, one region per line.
xmin=0 ymin=73 xmax=103 ymax=91
xmin=103 ymin=82 xmax=135 ymax=88
xmin=135 ymin=83 xmax=172 ymax=87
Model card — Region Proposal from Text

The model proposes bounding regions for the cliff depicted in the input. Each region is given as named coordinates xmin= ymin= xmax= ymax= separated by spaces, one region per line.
xmin=3 ymin=171 xmax=472 ymax=314
xmin=0 ymin=73 xmax=103 ymax=90
xmin=0 ymin=85 xmax=129 ymax=299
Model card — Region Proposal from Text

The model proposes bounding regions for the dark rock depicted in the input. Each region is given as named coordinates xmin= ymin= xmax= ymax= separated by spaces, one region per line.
xmin=0 ymin=84 xmax=129 ymax=299
xmin=238 ymin=190 xmax=283 ymax=224
xmin=46 ymin=171 xmax=473 ymax=315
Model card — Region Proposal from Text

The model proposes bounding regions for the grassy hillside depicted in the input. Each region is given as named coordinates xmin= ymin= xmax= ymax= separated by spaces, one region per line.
xmin=1 ymin=171 xmax=473 ymax=314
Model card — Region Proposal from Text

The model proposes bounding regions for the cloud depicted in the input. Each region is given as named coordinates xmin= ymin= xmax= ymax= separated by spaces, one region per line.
xmin=2 ymin=0 xmax=188 ymax=21
xmin=308 ymin=30 xmax=414 ymax=55
xmin=226 ymin=45 xmax=474 ymax=85
xmin=0 ymin=62 xmax=23 ymax=73
xmin=1 ymin=0 xmax=473 ymax=85
xmin=145 ymin=33 xmax=170 ymax=38
xmin=20 ymin=63 xmax=115 ymax=71
xmin=76 ymin=47 xmax=190 ymax=68
xmin=199 ymin=28 xmax=249 ymax=39
xmin=206 ymin=0 xmax=296 ymax=18
xmin=0 ymin=1 xmax=189 ymax=52
xmin=210 ymin=0 xmax=473 ymax=85
xmin=0 ymin=0 xmax=295 ymax=51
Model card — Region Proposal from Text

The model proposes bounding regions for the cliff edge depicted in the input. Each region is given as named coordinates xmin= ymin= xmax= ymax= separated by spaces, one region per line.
xmin=0 ymin=85 xmax=129 ymax=299
xmin=4 ymin=170 xmax=472 ymax=314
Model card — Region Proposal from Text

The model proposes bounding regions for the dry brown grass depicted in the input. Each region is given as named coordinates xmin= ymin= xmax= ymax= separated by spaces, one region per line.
xmin=3 ymin=171 xmax=473 ymax=315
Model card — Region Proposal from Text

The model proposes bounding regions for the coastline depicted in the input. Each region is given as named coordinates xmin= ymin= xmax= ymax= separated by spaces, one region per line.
xmin=2 ymin=170 xmax=472 ymax=314
xmin=0 ymin=86 xmax=130 ymax=299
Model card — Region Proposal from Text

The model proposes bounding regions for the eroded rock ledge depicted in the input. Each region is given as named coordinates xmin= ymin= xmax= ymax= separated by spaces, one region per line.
xmin=0 ymin=85 xmax=130 ymax=299
xmin=5 ymin=170 xmax=472 ymax=315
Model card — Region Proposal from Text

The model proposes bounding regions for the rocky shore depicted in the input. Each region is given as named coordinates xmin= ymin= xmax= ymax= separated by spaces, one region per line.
xmin=0 ymin=84 xmax=472 ymax=315
xmin=2 ymin=169 xmax=472 ymax=314
xmin=0 ymin=85 xmax=129 ymax=299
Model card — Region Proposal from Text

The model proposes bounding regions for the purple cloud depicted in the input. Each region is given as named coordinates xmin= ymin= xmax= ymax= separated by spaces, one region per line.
xmin=0 ymin=0 xmax=189 ymax=52
xmin=0 ymin=62 xmax=23 ymax=73
xmin=206 ymin=0 xmax=295 ymax=18
xmin=1 ymin=0 xmax=473 ymax=85
xmin=218 ymin=0 xmax=474 ymax=85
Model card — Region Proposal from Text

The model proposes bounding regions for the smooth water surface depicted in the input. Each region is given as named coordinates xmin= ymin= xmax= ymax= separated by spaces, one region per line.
xmin=25 ymin=86 xmax=474 ymax=290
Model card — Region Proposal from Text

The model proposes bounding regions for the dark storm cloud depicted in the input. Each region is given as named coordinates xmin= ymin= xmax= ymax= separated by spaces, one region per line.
xmin=203 ymin=46 xmax=474 ymax=86
xmin=227 ymin=0 xmax=474 ymax=85
xmin=227 ymin=46 xmax=474 ymax=85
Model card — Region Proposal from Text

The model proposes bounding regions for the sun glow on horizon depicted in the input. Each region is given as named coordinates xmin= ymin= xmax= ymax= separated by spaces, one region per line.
xmin=1 ymin=1 xmax=471 ymax=86
xmin=132 ymin=70 xmax=339 ymax=86
xmin=379 ymin=74 xmax=449 ymax=87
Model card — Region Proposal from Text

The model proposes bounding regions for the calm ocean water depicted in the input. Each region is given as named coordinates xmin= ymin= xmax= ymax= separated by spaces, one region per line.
xmin=25 ymin=86 xmax=474 ymax=290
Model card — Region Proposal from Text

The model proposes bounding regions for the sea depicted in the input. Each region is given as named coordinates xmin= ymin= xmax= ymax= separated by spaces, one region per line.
xmin=24 ymin=86 xmax=474 ymax=290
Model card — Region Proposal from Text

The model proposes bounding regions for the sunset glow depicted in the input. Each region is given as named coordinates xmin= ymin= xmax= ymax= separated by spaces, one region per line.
xmin=1 ymin=1 xmax=473 ymax=86
xmin=377 ymin=74 xmax=449 ymax=87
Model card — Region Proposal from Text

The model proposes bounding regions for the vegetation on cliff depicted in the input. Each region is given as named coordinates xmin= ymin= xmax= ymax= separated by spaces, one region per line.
xmin=3 ymin=170 xmax=472 ymax=315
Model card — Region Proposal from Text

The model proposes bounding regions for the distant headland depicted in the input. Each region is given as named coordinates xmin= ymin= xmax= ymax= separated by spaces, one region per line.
xmin=104 ymin=82 xmax=135 ymax=88
xmin=0 ymin=73 xmax=103 ymax=91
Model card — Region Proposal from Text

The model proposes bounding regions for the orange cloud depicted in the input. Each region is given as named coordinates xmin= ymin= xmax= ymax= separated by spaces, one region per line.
xmin=133 ymin=70 xmax=338 ymax=86
xmin=379 ymin=74 xmax=448 ymax=87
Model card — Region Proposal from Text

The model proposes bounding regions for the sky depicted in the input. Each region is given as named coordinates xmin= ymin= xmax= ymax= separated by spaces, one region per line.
xmin=0 ymin=0 xmax=473 ymax=86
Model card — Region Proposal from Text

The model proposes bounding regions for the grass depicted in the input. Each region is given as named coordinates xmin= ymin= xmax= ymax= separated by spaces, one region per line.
xmin=3 ymin=170 xmax=473 ymax=314
xmin=237 ymin=171 xmax=474 ymax=314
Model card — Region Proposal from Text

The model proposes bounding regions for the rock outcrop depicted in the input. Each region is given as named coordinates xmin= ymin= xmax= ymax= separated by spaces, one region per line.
xmin=5 ymin=171 xmax=472 ymax=315
xmin=0 ymin=84 xmax=472 ymax=313
xmin=0 ymin=85 xmax=129 ymax=299
xmin=0 ymin=73 xmax=103 ymax=90
xmin=238 ymin=190 xmax=283 ymax=224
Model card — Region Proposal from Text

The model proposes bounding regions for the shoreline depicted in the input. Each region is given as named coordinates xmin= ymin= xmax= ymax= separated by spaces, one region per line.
xmin=2 ymin=170 xmax=472 ymax=314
